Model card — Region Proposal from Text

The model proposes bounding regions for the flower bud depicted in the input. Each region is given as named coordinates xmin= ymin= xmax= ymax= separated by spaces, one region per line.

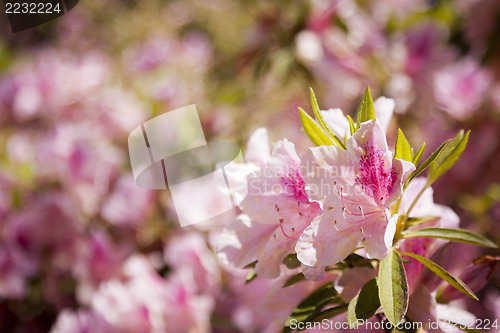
xmin=436 ymin=255 xmax=499 ymax=303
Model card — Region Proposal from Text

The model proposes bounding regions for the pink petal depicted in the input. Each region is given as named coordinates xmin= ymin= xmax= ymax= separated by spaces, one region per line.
xmin=374 ymin=96 xmax=395 ymax=134
xmin=255 ymin=230 xmax=296 ymax=279
xmin=296 ymin=215 xmax=363 ymax=267
xmin=244 ymin=128 xmax=270 ymax=167
xmin=217 ymin=215 xmax=276 ymax=268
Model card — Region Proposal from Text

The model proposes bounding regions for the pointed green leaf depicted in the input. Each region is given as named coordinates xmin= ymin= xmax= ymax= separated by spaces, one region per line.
xmin=296 ymin=282 xmax=338 ymax=310
xmin=378 ymin=249 xmax=409 ymax=326
xmin=401 ymin=252 xmax=478 ymax=301
xmin=346 ymin=114 xmax=356 ymax=136
xmin=427 ymin=130 xmax=470 ymax=186
xmin=303 ymin=304 xmax=348 ymax=325
xmin=282 ymin=273 xmax=306 ymax=288
xmin=403 ymin=227 xmax=497 ymax=248
xmin=405 ymin=216 xmax=440 ymax=227
xmin=356 ymin=87 xmax=376 ymax=129
xmin=412 ymin=142 xmax=425 ymax=165
xmin=347 ymin=279 xmax=380 ymax=327
xmin=299 ymin=107 xmax=334 ymax=146
xmin=408 ymin=140 xmax=449 ymax=183
xmin=395 ymin=129 xmax=413 ymax=162
xmin=310 ymin=88 xmax=346 ymax=149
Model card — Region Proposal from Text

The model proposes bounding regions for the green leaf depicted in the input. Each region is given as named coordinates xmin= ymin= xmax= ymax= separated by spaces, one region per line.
xmin=403 ymin=227 xmax=497 ymax=248
xmin=405 ymin=216 xmax=440 ymax=227
xmin=356 ymin=87 xmax=376 ymax=129
xmin=408 ymin=140 xmax=449 ymax=183
xmin=427 ymin=130 xmax=470 ymax=186
xmin=378 ymin=249 xmax=409 ymax=326
xmin=296 ymin=282 xmax=338 ymax=310
xmin=401 ymin=252 xmax=478 ymax=301
xmin=283 ymin=304 xmax=349 ymax=332
xmin=310 ymin=88 xmax=346 ymax=149
xmin=303 ymin=303 xmax=348 ymax=324
xmin=283 ymin=282 xmax=344 ymax=332
xmin=282 ymin=273 xmax=306 ymax=288
xmin=346 ymin=114 xmax=356 ymax=136
xmin=299 ymin=107 xmax=334 ymax=146
xmin=347 ymin=279 xmax=380 ymax=327
xmin=412 ymin=142 xmax=425 ymax=165
xmin=344 ymin=253 xmax=376 ymax=269
xmin=395 ymin=129 xmax=413 ymax=162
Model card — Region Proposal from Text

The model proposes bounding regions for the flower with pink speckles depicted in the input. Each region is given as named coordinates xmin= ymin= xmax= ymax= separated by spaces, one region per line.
xmin=218 ymin=130 xmax=321 ymax=279
xmin=296 ymin=120 xmax=415 ymax=269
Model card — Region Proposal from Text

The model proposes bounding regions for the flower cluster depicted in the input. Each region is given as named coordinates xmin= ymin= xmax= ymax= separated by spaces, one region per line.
xmin=1 ymin=0 xmax=500 ymax=332
xmin=217 ymin=88 xmax=499 ymax=331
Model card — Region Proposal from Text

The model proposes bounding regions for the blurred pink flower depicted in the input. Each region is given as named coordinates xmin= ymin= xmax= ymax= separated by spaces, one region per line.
xmin=164 ymin=232 xmax=221 ymax=296
xmin=0 ymin=243 xmax=37 ymax=299
xmin=37 ymin=123 xmax=123 ymax=215
xmin=433 ymin=58 xmax=492 ymax=119
xmin=73 ymin=230 xmax=129 ymax=304
xmin=101 ymin=174 xmax=155 ymax=227
xmin=5 ymin=191 xmax=82 ymax=266
xmin=90 ymin=255 xmax=214 ymax=333
xmin=51 ymin=309 xmax=95 ymax=333
xmin=0 ymin=51 xmax=107 ymax=121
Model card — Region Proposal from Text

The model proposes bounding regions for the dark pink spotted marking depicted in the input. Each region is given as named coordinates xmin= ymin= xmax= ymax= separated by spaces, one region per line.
xmin=355 ymin=142 xmax=397 ymax=205
xmin=280 ymin=166 xmax=309 ymax=201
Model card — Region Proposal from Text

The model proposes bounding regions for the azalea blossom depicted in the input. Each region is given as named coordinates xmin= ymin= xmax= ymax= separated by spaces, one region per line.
xmin=218 ymin=130 xmax=321 ymax=279
xmin=296 ymin=119 xmax=415 ymax=269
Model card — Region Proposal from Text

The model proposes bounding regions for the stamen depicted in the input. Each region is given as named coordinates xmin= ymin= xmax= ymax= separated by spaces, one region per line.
xmin=279 ymin=218 xmax=299 ymax=240
xmin=358 ymin=205 xmax=365 ymax=220
xmin=338 ymin=186 xmax=377 ymax=218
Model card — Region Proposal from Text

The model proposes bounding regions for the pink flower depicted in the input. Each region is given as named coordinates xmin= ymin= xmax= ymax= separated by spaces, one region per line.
xmin=433 ymin=58 xmax=492 ymax=120
xmin=296 ymin=120 xmax=415 ymax=268
xmin=73 ymin=230 xmax=128 ymax=304
xmin=321 ymin=96 xmax=395 ymax=139
xmin=5 ymin=192 xmax=82 ymax=265
xmin=164 ymin=232 xmax=221 ymax=296
xmin=218 ymin=132 xmax=321 ymax=279
xmin=51 ymin=309 xmax=94 ymax=333
xmin=101 ymin=174 xmax=155 ymax=227
xmin=0 ymin=243 xmax=37 ymax=299
xmin=90 ymin=255 xmax=213 ymax=333
xmin=437 ymin=255 xmax=499 ymax=303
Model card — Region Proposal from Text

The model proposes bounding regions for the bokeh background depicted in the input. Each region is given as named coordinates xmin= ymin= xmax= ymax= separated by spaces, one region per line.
xmin=0 ymin=0 xmax=499 ymax=332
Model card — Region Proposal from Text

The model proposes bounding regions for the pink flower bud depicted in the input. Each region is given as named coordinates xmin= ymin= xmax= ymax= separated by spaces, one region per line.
xmin=437 ymin=255 xmax=499 ymax=303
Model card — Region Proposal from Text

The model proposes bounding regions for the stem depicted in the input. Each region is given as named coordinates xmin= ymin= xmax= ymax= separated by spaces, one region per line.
xmin=406 ymin=185 xmax=428 ymax=215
